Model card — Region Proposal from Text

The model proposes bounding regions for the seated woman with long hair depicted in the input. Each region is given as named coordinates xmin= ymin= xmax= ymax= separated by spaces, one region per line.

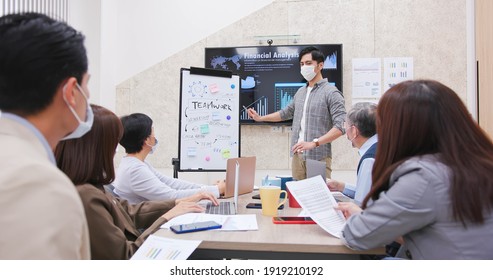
xmin=55 ymin=104 xmax=217 ymax=259
xmin=336 ymin=80 xmax=493 ymax=259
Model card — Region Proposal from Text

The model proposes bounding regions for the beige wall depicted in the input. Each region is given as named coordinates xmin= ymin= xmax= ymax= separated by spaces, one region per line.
xmin=116 ymin=0 xmax=468 ymax=175
xmin=476 ymin=0 xmax=493 ymax=139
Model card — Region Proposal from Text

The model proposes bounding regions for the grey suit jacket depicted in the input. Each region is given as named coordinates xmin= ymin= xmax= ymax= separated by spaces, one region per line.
xmin=0 ymin=117 xmax=90 ymax=259
xmin=342 ymin=154 xmax=493 ymax=259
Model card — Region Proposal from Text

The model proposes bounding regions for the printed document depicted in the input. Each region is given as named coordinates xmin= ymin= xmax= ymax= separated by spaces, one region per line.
xmin=131 ymin=235 xmax=201 ymax=260
xmin=286 ymin=176 xmax=346 ymax=238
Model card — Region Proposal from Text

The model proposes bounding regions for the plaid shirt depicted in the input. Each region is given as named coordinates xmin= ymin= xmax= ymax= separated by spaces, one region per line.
xmin=279 ymin=78 xmax=346 ymax=160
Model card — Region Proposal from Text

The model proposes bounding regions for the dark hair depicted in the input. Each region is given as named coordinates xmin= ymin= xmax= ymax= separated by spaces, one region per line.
xmin=299 ymin=46 xmax=325 ymax=63
xmin=0 ymin=13 xmax=87 ymax=115
xmin=347 ymin=102 xmax=377 ymax=138
xmin=55 ymin=104 xmax=123 ymax=188
xmin=364 ymin=80 xmax=493 ymax=225
xmin=119 ymin=113 xmax=153 ymax=154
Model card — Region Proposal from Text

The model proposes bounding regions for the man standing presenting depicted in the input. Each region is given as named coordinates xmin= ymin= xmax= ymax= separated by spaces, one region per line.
xmin=0 ymin=13 xmax=91 ymax=259
xmin=248 ymin=46 xmax=346 ymax=180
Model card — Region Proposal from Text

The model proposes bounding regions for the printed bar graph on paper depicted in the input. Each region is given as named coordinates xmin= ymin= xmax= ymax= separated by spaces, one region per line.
xmin=145 ymin=247 xmax=162 ymax=259
xmin=166 ymin=250 xmax=180 ymax=260
xmin=130 ymin=235 xmax=200 ymax=260
xmin=143 ymin=247 xmax=181 ymax=260
xmin=152 ymin=248 xmax=162 ymax=259
xmin=274 ymin=83 xmax=306 ymax=111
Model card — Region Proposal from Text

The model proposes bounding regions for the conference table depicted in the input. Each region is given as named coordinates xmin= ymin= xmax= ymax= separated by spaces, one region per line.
xmin=155 ymin=190 xmax=384 ymax=260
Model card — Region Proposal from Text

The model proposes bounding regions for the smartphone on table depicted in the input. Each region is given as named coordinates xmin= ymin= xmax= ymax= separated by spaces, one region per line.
xmin=170 ymin=221 xmax=222 ymax=234
xmin=246 ymin=203 xmax=284 ymax=209
xmin=252 ymin=194 xmax=260 ymax=200
xmin=272 ymin=217 xmax=316 ymax=224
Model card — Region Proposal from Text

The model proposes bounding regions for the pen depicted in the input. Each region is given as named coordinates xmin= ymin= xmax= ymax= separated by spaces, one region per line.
xmin=242 ymin=105 xmax=248 ymax=111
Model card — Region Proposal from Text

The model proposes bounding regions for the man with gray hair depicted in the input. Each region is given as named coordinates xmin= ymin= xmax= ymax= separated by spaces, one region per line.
xmin=328 ymin=102 xmax=377 ymax=206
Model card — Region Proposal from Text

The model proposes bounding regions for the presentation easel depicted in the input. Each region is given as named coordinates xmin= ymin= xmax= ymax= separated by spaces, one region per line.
xmin=175 ymin=67 xmax=241 ymax=177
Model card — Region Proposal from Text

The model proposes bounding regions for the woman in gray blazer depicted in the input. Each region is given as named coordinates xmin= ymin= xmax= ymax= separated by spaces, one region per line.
xmin=336 ymin=80 xmax=493 ymax=259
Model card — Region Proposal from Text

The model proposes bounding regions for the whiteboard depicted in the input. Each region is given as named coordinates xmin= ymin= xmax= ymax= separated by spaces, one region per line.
xmin=178 ymin=68 xmax=240 ymax=171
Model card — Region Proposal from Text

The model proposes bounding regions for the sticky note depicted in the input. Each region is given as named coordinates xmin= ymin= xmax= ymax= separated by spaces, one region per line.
xmin=212 ymin=112 xmax=221 ymax=121
xmin=200 ymin=124 xmax=209 ymax=134
xmin=187 ymin=147 xmax=197 ymax=157
xmin=209 ymin=83 xmax=219 ymax=93
xmin=221 ymin=149 xmax=231 ymax=159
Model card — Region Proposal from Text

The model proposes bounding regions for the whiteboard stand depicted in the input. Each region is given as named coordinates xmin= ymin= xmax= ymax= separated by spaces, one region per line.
xmin=178 ymin=67 xmax=241 ymax=173
xmin=172 ymin=158 xmax=180 ymax=179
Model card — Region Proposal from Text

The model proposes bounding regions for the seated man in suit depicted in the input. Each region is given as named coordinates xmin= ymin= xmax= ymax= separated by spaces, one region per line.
xmin=0 ymin=13 xmax=91 ymax=259
xmin=327 ymin=102 xmax=377 ymax=206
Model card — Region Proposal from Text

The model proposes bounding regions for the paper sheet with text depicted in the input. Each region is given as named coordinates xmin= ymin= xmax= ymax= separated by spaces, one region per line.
xmin=286 ymin=176 xmax=346 ymax=238
xmin=130 ymin=235 xmax=201 ymax=260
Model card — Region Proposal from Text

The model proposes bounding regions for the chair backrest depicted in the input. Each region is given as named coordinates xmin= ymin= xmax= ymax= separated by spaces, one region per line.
xmin=103 ymin=184 xmax=119 ymax=198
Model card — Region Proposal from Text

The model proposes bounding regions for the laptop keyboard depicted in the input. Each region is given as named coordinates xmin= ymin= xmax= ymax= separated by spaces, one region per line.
xmin=205 ymin=201 xmax=234 ymax=215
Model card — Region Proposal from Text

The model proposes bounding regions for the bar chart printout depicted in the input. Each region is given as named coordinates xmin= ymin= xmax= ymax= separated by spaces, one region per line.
xmin=130 ymin=235 xmax=201 ymax=260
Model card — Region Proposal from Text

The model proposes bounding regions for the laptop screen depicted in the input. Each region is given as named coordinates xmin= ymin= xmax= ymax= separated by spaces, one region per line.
xmin=233 ymin=160 xmax=239 ymax=213
xmin=306 ymin=159 xmax=326 ymax=182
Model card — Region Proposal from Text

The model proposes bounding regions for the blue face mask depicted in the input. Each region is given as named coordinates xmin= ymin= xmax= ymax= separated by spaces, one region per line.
xmin=62 ymin=84 xmax=93 ymax=140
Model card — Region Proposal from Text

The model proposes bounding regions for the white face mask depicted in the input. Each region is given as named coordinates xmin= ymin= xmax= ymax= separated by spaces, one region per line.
xmin=300 ymin=65 xmax=317 ymax=81
xmin=62 ymin=84 xmax=93 ymax=140
xmin=346 ymin=125 xmax=357 ymax=148
xmin=147 ymin=138 xmax=158 ymax=154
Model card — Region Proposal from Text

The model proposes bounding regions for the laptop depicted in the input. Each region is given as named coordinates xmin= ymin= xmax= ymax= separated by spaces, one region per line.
xmin=305 ymin=159 xmax=352 ymax=203
xmin=205 ymin=156 xmax=256 ymax=215
xmin=306 ymin=158 xmax=326 ymax=182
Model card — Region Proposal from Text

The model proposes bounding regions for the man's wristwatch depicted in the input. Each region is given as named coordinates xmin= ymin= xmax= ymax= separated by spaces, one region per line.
xmin=313 ymin=138 xmax=320 ymax=147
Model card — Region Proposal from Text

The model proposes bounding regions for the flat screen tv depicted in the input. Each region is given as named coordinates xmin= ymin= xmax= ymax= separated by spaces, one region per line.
xmin=205 ymin=44 xmax=343 ymax=124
